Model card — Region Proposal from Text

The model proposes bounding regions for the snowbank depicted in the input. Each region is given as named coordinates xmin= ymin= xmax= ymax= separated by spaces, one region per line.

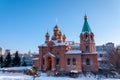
xmin=1 ymin=72 xmax=119 ymax=80
xmin=0 ymin=67 xmax=119 ymax=80
xmin=0 ymin=66 xmax=31 ymax=70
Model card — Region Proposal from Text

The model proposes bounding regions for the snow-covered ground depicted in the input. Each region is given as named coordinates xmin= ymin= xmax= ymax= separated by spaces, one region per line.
xmin=0 ymin=72 xmax=120 ymax=80
xmin=0 ymin=66 xmax=119 ymax=80
xmin=0 ymin=66 xmax=31 ymax=70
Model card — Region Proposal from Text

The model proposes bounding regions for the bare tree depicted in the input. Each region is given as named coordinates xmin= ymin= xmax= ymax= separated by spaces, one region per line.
xmin=107 ymin=46 xmax=120 ymax=73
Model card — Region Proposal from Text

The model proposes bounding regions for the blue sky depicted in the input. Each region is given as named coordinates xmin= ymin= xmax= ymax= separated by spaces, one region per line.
xmin=0 ymin=0 xmax=120 ymax=53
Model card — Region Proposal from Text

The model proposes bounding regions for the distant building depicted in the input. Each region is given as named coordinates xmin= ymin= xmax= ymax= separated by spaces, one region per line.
xmin=96 ymin=42 xmax=115 ymax=58
xmin=19 ymin=52 xmax=37 ymax=66
xmin=70 ymin=42 xmax=80 ymax=50
xmin=5 ymin=49 xmax=11 ymax=56
xmin=36 ymin=15 xmax=98 ymax=72
xmin=96 ymin=42 xmax=114 ymax=53
xmin=0 ymin=47 xmax=4 ymax=56
xmin=96 ymin=42 xmax=115 ymax=69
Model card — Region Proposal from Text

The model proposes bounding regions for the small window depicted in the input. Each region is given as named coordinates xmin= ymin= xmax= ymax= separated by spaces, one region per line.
xmin=86 ymin=46 xmax=89 ymax=52
xmin=72 ymin=58 xmax=76 ymax=65
xmin=86 ymin=34 xmax=88 ymax=39
xmin=67 ymin=58 xmax=70 ymax=65
xmin=56 ymin=58 xmax=59 ymax=65
xmin=91 ymin=35 xmax=93 ymax=40
xmin=86 ymin=58 xmax=90 ymax=65
xmin=43 ymin=59 xmax=45 ymax=65
xmin=100 ymin=54 xmax=103 ymax=57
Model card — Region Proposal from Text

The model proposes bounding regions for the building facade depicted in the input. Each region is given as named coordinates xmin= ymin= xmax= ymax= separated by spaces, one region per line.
xmin=5 ymin=49 xmax=11 ymax=56
xmin=37 ymin=15 xmax=98 ymax=72
xmin=0 ymin=47 xmax=4 ymax=56
xmin=96 ymin=42 xmax=115 ymax=69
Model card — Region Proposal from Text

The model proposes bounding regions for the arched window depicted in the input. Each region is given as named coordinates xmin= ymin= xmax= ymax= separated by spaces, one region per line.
xmin=86 ymin=58 xmax=90 ymax=65
xmin=86 ymin=35 xmax=88 ymax=39
xmin=67 ymin=58 xmax=70 ymax=65
xmin=84 ymin=34 xmax=88 ymax=40
xmin=86 ymin=46 xmax=89 ymax=52
xmin=91 ymin=35 xmax=93 ymax=40
xmin=72 ymin=58 xmax=76 ymax=65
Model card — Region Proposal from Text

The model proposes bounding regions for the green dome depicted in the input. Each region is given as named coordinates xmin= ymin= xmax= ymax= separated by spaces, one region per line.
xmin=82 ymin=15 xmax=92 ymax=33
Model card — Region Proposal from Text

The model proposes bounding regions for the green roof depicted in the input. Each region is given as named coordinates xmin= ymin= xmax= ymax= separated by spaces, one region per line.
xmin=82 ymin=15 xmax=92 ymax=33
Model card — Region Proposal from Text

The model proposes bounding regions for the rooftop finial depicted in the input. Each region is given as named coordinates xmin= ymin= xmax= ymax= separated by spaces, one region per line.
xmin=82 ymin=14 xmax=92 ymax=33
xmin=84 ymin=14 xmax=88 ymax=20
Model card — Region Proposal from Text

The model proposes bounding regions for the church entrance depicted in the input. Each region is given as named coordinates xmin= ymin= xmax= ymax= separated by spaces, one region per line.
xmin=46 ymin=57 xmax=52 ymax=70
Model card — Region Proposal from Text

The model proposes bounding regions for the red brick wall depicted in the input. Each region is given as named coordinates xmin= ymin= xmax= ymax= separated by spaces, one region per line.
xmin=59 ymin=46 xmax=66 ymax=71
xmin=81 ymin=54 xmax=98 ymax=72
xmin=65 ymin=54 xmax=82 ymax=72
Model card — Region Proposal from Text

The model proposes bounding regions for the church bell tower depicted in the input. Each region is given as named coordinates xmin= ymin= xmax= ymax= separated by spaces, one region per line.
xmin=80 ymin=15 xmax=96 ymax=53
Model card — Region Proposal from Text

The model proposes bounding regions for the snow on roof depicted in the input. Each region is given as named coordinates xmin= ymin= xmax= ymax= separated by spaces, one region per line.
xmin=98 ymin=58 xmax=106 ymax=61
xmin=40 ymin=40 xmax=69 ymax=47
xmin=51 ymin=40 xmax=68 ymax=46
xmin=43 ymin=52 xmax=56 ymax=58
xmin=97 ymin=51 xmax=107 ymax=54
xmin=66 ymin=50 xmax=81 ymax=54
xmin=32 ymin=58 xmax=39 ymax=60
xmin=48 ymin=52 xmax=55 ymax=57
xmin=81 ymin=52 xmax=98 ymax=54
xmin=70 ymin=70 xmax=78 ymax=73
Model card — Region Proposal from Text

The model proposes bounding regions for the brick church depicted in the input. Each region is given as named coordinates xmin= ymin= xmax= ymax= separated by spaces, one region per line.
xmin=37 ymin=15 xmax=98 ymax=72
